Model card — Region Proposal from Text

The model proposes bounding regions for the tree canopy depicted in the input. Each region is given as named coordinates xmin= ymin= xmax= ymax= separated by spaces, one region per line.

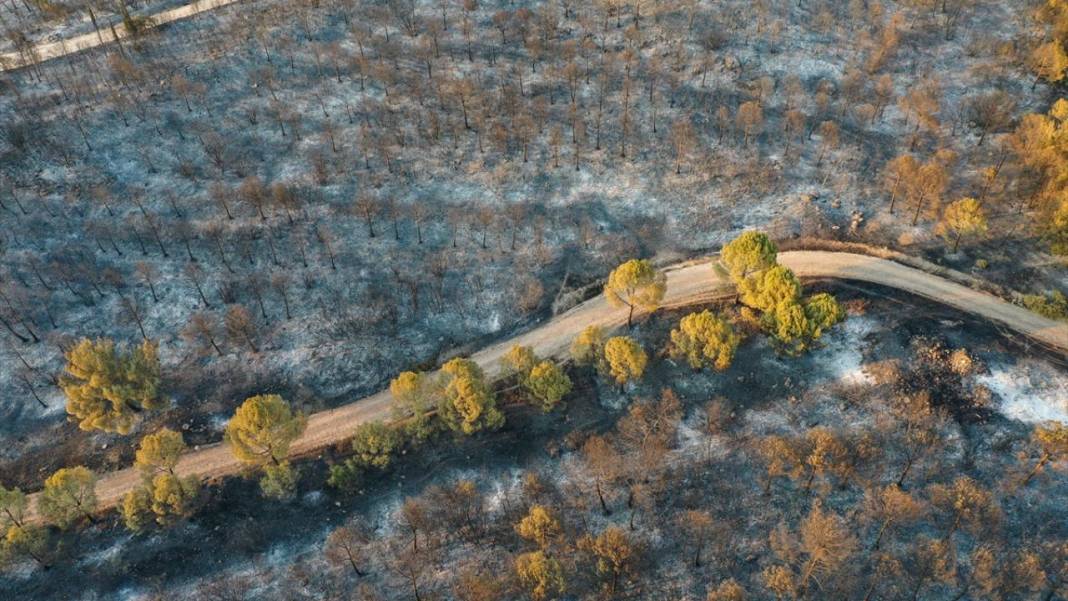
xmin=605 ymin=259 xmax=666 ymax=327
xmin=60 ymin=338 xmax=163 ymax=434
xmin=38 ymin=467 xmax=97 ymax=529
xmin=134 ymin=427 xmax=186 ymax=477
xmin=438 ymin=358 xmax=505 ymax=435
xmin=937 ymin=197 xmax=988 ymax=252
xmin=224 ymin=394 xmax=307 ymax=466
xmin=669 ymin=310 xmax=740 ymax=371
xmin=721 ymin=231 xmax=778 ymax=283
xmin=524 ymin=360 xmax=572 ymax=412
xmin=603 ymin=336 xmax=648 ymax=391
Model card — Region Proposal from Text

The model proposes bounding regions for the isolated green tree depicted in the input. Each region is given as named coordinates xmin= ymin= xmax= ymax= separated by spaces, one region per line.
xmin=120 ymin=488 xmax=154 ymax=532
xmin=0 ymin=487 xmax=28 ymax=534
xmin=224 ymin=394 xmax=307 ymax=466
xmin=134 ymin=427 xmax=186 ymax=477
xmin=605 ymin=259 xmax=667 ymax=327
xmin=121 ymin=472 xmax=200 ymax=532
xmin=669 ymin=310 xmax=740 ymax=371
xmin=60 ymin=338 xmax=162 ymax=434
xmin=122 ymin=428 xmax=201 ymax=532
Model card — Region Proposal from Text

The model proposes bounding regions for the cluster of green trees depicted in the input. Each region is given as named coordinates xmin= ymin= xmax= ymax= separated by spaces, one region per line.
xmin=722 ymin=232 xmax=845 ymax=354
xmin=330 ymin=349 xmax=574 ymax=492
xmin=0 ymin=393 xmax=308 ymax=568
xmin=569 ymin=325 xmax=648 ymax=393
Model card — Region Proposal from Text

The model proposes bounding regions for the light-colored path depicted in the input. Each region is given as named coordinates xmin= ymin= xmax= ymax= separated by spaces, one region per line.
xmin=23 ymin=251 xmax=1068 ymax=520
xmin=0 ymin=0 xmax=239 ymax=70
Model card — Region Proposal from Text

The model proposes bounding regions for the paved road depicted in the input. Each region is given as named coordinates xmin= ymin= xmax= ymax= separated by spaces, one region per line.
xmin=0 ymin=0 xmax=239 ymax=70
xmin=22 ymin=251 xmax=1068 ymax=521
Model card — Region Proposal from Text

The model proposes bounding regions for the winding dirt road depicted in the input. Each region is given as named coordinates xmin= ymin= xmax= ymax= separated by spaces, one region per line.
xmin=22 ymin=251 xmax=1068 ymax=521
xmin=0 ymin=0 xmax=238 ymax=70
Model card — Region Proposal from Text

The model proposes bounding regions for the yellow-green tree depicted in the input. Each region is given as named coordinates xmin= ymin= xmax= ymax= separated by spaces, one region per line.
xmin=60 ymin=338 xmax=163 ymax=434
xmin=0 ymin=487 xmax=28 ymax=536
xmin=122 ymin=428 xmax=202 ymax=532
xmin=438 ymin=358 xmax=504 ymax=435
xmin=515 ymin=550 xmax=566 ymax=601
xmin=224 ymin=394 xmax=306 ymax=466
xmin=603 ymin=337 xmax=648 ymax=393
xmin=224 ymin=394 xmax=306 ymax=499
xmin=524 ymin=361 xmax=572 ymax=412
xmin=350 ymin=421 xmax=403 ymax=470
xmin=502 ymin=345 xmax=538 ymax=379
xmin=121 ymin=473 xmax=200 ymax=532
xmin=134 ymin=427 xmax=186 ymax=477
xmin=669 ymin=310 xmax=740 ymax=371
xmin=721 ymin=231 xmax=778 ymax=283
xmin=38 ymin=467 xmax=97 ymax=528
xmin=121 ymin=488 xmax=154 ymax=532
xmin=515 ymin=505 xmax=562 ymax=549
xmin=802 ymin=293 xmax=845 ymax=337
xmin=570 ymin=325 xmax=606 ymax=368
xmin=389 ymin=370 xmax=439 ymax=441
xmin=0 ymin=486 xmax=50 ymax=567
xmin=581 ymin=526 xmax=637 ymax=595
xmin=260 ymin=461 xmax=300 ymax=500
xmin=739 ymin=265 xmax=802 ymax=312
xmin=1 ymin=521 xmax=50 ymax=568
xmin=937 ymin=197 xmax=988 ymax=252
xmin=762 ymin=301 xmax=813 ymax=355
xmin=605 ymin=259 xmax=666 ymax=327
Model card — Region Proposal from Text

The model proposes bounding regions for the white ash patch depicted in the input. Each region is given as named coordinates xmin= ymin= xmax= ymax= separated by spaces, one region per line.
xmin=978 ymin=360 xmax=1068 ymax=425
xmin=815 ymin=315 xmax=877 ymax=387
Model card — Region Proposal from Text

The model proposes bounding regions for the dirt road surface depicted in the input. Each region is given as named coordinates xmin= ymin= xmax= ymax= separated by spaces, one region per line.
xmin=0 ymin=0 xmax=239 ymax=70
xmin=23 ymin=251 xmax=1068 ymax=521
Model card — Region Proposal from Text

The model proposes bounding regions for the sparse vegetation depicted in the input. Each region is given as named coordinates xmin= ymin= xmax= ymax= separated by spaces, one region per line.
xmin=0 ymin=0 xmax=1066 ymax=598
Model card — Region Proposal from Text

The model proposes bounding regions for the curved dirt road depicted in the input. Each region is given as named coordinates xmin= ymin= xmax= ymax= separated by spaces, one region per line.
xmin=23 ymin=251 xmax=1068 ymax=521
xmin=0 ymin=0 xmax=238 ymax=70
